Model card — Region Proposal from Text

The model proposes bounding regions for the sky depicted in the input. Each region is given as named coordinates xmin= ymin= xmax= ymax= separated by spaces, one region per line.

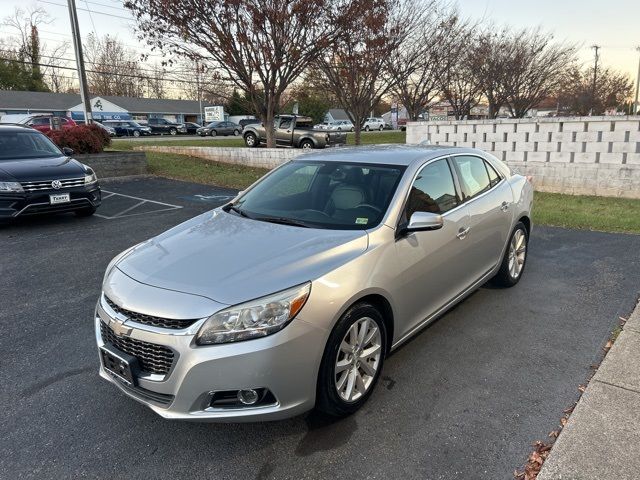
xmin=0 ymin=0 xmax=638 ymax=87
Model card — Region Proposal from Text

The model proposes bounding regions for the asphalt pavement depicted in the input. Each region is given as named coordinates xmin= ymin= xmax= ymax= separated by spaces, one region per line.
xmin=1 ymin=176 xmax=639 ymax=479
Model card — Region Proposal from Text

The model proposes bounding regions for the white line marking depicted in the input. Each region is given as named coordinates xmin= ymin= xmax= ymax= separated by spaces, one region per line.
xmin=101 ymin=190 xmax=183 ymax=209
xmin=112 ymin=200 xmax=147 ymax=218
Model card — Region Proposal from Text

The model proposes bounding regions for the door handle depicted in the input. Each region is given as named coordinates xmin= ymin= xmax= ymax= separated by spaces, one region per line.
xmin=456 ymin=227 xmax=470 ymax=239
xmin=500 ymin=201 xmax=509 ymax=212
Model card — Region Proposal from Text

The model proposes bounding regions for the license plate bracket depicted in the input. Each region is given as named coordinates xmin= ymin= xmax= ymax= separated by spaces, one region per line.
xmin=50 ymin=193 xmax=70 ymax=204
xmin=100 ymin=345 xmax=139 ymax=386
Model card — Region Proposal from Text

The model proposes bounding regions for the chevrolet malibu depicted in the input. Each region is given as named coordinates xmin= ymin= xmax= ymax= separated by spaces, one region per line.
xmin=96 ymin=145 xmax=533 ymax=421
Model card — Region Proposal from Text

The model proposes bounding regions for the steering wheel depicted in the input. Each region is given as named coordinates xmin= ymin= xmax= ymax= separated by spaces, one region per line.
xmin=355 ymin=204 xmax=383 ymax=214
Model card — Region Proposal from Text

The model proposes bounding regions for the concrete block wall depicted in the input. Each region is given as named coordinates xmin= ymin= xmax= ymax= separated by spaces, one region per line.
xmin=76 ymin=151 xmax=147 ymax=178
xmin=138 ymin=146 xmax=307 ymax=170
xmin=406 ymin=116 xmax=640 ymax=198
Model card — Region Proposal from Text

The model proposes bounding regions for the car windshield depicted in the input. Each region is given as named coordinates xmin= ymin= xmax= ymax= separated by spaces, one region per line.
xmin=207 ymin=122 xmax=221 ymax=127
xmin=128 ymin=121 xmax=142 ymax=127
xmin=231 ymin=160 xmax=406 ymax=230
xmin=0 ymin=131 xmax=62 ymax=160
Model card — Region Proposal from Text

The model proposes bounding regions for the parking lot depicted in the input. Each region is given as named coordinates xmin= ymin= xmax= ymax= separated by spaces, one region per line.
xmin=2 ymin=176 xmax=639 ymax=479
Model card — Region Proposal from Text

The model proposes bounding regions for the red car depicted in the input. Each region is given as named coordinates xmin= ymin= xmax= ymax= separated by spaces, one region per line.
xmin=22 ymin=115 xmax=77 ymax=133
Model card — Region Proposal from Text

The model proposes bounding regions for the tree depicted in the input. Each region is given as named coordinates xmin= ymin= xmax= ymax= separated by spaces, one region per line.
xmin=388 ymin=3 xmax=452 ymax=121
xmin=84 ymin=34 xmax=146 ymax=97
xmin=1 ymin=7 xmax=51 ymax=91
xmin=282 ymin=87 xmax=331 ymax=124
xmin=124 ymin=0 xmax=350 ymax=147
xmin=437 ymin=19 xmax=482 ymax=120
xmin=315 ymin=0 xmax=422 ymax=144
xmin=557 ymin=65 xmax=633 ymax=116
xmin=502 ymin=29 xmax=575 ymax=118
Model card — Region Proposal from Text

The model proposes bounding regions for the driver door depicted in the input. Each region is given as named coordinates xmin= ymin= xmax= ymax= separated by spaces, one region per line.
xmin=275 ymin=118 xmax=293 ymax=145
xmin=391 ymin=158 xmax=472 ymax=338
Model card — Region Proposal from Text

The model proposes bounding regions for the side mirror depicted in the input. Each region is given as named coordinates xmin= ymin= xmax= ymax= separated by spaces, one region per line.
xmin=403 ymin=211 xmax=443 ymax=234
xmin=62 ymin=147 xmax=74 ymax=156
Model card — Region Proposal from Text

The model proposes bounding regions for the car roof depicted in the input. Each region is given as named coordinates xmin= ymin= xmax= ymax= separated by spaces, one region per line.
xmin=0 ymin=124 xmax=41 ymax=133
xmin=296 ymin=144 xmax=489 ymax=167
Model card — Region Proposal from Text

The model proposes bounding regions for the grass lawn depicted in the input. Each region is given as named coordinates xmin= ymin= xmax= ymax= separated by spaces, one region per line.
xmin=533 ymin=192 xmax=640 ymax=234
xmin=147 ymin=152 xmax=267 ymax=189
xmin=110 ymin=130 xmax=405 ymax=151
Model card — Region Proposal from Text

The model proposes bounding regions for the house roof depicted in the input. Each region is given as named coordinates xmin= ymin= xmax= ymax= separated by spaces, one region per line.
xmin=0 ymin=90 xmax=208 ymax=114
xmin=328 ymin=108 xmax=351 ymax=121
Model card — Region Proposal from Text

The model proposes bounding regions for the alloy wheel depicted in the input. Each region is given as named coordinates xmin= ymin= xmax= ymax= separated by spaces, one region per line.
xmin=508 ymin=229 xmax=527 ymax=279
xmin=334 ymin=317 xmax=382 ymax=402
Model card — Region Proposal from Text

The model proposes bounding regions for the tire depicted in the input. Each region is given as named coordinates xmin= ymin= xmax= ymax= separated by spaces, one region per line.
xmin=379 ymin=125 xmax=383 ymax=131
xmin=350 ymin=127 xmax=354 ymax=132
xmin=75 ymin=206 xmax=97 ymax=217
xmin=244 ymin=132 xmax=259 ymax=148
xmin=364 ymin=125 xmax=370 ymax=131
xmin=210 ymin=130 xmax=217 ymax=137
xmin=300 ymin=139 xmax=314 ymax=149
xmin=492 ymin=221 xmax=529 ymax=287
xmin=233 ymin=129 xmax=241 ymax=136
xmin=169 ymin=128 xmax=177 ymax=136
xmin=316 ymin=302 xmax=386 ymax=417
xmin=133 ymin=130 xmax=140 ymax=137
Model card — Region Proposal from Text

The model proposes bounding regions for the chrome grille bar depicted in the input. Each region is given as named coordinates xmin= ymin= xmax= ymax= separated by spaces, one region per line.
xmin=21 ymin=177 xmax=85 ymax=192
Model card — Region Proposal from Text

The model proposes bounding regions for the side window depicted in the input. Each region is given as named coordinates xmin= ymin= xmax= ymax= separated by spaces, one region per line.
xmin=405 ymin=159 xmax=459 ymax=219
xmin=279 ymin=118 xmax=292 ymax=130
xmin=453 ymin=156 xmax=492 ymax=200
xmin=485 ymin=160 xmax=501 ymax=187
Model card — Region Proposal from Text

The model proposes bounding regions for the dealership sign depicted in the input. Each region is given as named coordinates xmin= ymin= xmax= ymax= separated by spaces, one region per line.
xmin=205 ymin=106 xmax=225 ymax=122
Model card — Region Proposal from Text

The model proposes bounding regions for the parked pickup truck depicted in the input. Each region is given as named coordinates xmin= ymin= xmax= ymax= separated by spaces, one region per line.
xmin=243 ymin=115 xmax=346 ymax=149
xmin=145 ymin=118 xmax=182 ymax=135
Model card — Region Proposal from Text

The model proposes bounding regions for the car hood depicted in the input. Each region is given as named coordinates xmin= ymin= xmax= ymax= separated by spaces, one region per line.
xmin=116 ymin=209 xmax=369 ymax=305
xmin=0 ymin=156 xmax=86 ymax=181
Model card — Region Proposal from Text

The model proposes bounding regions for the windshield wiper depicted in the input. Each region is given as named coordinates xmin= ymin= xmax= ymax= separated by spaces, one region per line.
xmin=256 ymin=216 xmax=312 ymax=228
xmin=222 ymin=203 xmax=251 ymax=218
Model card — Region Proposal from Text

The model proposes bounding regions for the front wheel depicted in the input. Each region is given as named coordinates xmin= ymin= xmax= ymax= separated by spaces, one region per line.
xmin=244 ymin=132 xmax=259 ymax=147
xmin=300 ymin=140 xmax=314 ymax=149
xmin=132 ymin=130 xmax=140 ymax=137
xmin=316 ymin=303 xmax=386 ymax=417
xmin=492 ymin=222 xmax=528 ymax=287
xmin=210 ymin=130 xmax=217 ymax=137
xmin=169 ymin=128 xmax=177 ymax=136
xmin=364 ymin=125 xmax=370 ymax=131
xmin=379 ymin=125 xmax=384 ymax=131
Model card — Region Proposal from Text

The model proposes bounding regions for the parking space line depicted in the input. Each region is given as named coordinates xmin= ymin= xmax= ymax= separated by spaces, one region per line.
xmin=101 ymin=190 xmax=183 ymax=208
xmin=96 ymin=190 xmax=183 ymax=220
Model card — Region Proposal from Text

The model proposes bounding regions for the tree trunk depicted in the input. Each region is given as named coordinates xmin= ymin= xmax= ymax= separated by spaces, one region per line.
xmin=354 ymin=124 xmax=362 ymax=145
xmin=264 ymin=100 xmax=276 ymax=148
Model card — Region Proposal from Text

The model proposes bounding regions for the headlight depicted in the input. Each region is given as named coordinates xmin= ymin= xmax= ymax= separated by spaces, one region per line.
xmin=0 ymin=181 xmax=24 ymax=193
xmin=84 ymin=168 xmax=97 ymax=184
xmin=196 ymin=282 xmax=311 ymax=345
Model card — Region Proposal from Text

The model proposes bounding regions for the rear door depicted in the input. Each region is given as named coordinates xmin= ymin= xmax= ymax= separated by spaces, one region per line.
xmin=392 ymin=157 xmax=472 ymax=337
xmin=451 ymin=154 xmax=514 ymax=281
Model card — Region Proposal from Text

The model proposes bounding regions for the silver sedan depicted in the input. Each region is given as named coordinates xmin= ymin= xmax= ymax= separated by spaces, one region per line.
xmin=95 ymin=145 xmax=533 ymax=421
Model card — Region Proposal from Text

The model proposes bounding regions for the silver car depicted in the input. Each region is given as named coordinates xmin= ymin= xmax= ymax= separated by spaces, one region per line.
xmin=96 ymin=145 xmax=533 ymax=421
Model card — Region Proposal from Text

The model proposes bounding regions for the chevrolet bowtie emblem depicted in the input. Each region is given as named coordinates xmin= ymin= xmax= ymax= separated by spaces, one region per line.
xmin=109 ymin=317 xmax=132 ymax=337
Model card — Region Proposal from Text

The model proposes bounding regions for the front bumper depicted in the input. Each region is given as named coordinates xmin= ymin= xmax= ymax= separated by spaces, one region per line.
xmin=95 ymin=295 xmax=328 ymax=422
xmin=0 ymin=183 xmax=101 ymax=219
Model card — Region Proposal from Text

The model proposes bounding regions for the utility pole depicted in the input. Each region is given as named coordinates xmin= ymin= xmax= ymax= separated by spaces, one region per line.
xmin=634 ymin=46 xmax=640 ymax=116
xmin=67 ymin=0 xmax=92 ymax=124
xmin=590 ymin=45 xmax=600 ymax=116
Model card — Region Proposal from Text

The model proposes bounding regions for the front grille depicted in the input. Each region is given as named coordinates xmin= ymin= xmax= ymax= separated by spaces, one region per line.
xmin=21 ymin=177 xmax=85 ymax=192
xmin=100 ymin=321 xmax=174 ymax=375
xmin=104 ymin=296 xmax=197 ymax=330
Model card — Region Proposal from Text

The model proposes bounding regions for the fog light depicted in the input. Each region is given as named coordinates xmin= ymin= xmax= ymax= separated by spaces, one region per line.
xmin=237 ymin=389 xmax=259 ymax=405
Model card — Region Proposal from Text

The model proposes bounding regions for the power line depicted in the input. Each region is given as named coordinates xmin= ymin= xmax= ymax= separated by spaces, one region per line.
xmin=37 ymin=0 xmax=135 ymax=21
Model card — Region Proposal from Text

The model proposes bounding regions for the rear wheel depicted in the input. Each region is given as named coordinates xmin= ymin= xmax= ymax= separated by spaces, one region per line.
xmin=492 ymin=222 xmax=528 ymax=287
xmin=316 ymin=302 xmax=386 ymax=417
xmin=233 ymin=129 xmax=241 ymax=136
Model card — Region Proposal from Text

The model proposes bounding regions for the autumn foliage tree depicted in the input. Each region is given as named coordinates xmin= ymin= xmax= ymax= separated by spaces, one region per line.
xmin=124 ymin=0 xmax=352 ymax=147
xmin=315 ymin=0 xmax=423 ymax=144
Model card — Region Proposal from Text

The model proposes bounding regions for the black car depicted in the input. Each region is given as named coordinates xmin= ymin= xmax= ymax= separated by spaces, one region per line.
xmin=102 ymin=120 xmax=152 ymax=137
xmin=196 ymin=121 xmax=242 ymax=137
xmin=178 ymin=122 xmax=202 ymax=135
xmin=146 ymin=117 xmax=182 ymax=135
xmin=0 ymin=125 xmax=101 ymax=221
